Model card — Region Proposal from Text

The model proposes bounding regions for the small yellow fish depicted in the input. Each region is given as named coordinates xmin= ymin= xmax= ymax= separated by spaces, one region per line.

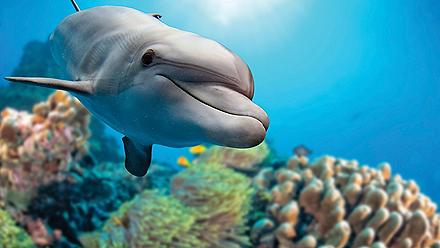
xmin=189 ymin=144 xmax=206 ymax=155
xmin=177 ymin=156 xmax=191 ymax=167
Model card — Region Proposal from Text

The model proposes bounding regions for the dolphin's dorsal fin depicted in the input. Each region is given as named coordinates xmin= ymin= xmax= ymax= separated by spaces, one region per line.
xmin=4 ymin=77 xmax=94 ymax=95
xmin=122 ymin=136 xmax=152 ymax=177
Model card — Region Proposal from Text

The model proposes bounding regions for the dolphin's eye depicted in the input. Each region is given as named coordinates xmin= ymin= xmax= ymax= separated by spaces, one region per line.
xmin=152 ymin=13 xmax=162 ymax=19
xmin=141 ymin=49 xmax=155 ymax=66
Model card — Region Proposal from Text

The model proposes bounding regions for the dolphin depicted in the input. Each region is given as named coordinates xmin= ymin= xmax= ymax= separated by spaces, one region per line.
xmin=5 ymin=0 xmax=269 ymax=177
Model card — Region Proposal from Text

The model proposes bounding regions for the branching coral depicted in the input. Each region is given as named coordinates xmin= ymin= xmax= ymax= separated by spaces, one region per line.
xmin=82 ymin=163 xmax=253 ymax=248
xmin=0 ymin=91 xmax=90 ymax=207
xmin=0 ymin=208 xmax=34 ymax=248
xmin=193 ymin=142 xmax=271 ymax=173
xmin=251 ymin=155 xmax=440 ymax=248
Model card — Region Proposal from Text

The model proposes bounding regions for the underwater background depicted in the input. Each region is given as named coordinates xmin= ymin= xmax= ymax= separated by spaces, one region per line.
xmin=1 ymin=0 xmax=440 ymax=247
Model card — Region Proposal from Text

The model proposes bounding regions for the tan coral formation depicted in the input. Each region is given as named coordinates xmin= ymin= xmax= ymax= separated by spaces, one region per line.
xmin=251 ymin=155 xmax=440 ymax=248
xmin=0 ymin=91 xmax=90 ymax=206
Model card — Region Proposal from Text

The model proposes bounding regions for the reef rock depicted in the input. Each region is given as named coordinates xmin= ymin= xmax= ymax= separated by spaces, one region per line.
xmin=25 ymin=161 xmax=177 ymax=247
xmin=250 ymin=155 xmax=440 ymax=248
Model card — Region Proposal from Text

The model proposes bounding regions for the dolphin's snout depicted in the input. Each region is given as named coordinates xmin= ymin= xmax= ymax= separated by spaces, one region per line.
xmin=170 ymin=78 xmax=269 ymax=131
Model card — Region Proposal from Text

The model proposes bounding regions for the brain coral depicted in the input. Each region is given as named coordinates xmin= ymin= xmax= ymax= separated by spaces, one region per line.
xmin=81 ymin=163 xmax=253 ymax=248
xmin=0 ymin=91 xmax=89 ymax=207
xmin=0 ymin=208 xmax=33 ymax=248
xmin=251 ymin=155 xmax=440 ymax=248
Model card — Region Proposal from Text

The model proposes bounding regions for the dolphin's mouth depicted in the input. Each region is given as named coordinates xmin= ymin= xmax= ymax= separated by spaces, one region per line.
xmin=157 ymin=74 xmax=269 ymax=131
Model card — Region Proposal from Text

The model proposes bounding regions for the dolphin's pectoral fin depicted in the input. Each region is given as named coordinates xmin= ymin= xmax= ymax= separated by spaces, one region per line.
xmin=4 ymin=77 xmax=94 ymax=95
xmin=122 ymin=136 xmax=152 ymax=177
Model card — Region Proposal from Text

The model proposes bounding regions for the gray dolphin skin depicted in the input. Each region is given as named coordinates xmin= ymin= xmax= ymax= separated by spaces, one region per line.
xmin=5 ymin=1 xmax=269 ymax=177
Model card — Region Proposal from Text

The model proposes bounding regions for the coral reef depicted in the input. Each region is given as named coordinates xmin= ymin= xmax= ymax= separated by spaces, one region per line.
xmin=193 ymin=142 xmax=271 ymax=174
xmin=0 ymin=208 xmax=34 ymax=248
xmin=82 ymin=163 xmax=253 ymax=248
xmin=0 ymin=90 xmax=179 ymax=247
xmin=250 ymin=155 xmax=440 ymax=248
xmin=26 ymin=162 xmax=177 ymax=247
xmin=0 ymin=91 xmax=90 ymax=208
xmin=80 ymin=191 xmax=201 ymax=248
xmin=28 ymin=173 xmax=143 ymax=245
xmin=1 ymin=74 xmax=439 ymax=248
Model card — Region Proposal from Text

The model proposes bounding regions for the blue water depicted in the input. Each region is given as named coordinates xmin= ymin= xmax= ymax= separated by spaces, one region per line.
xmin=1 ymin=1 xmax=439 ymax=200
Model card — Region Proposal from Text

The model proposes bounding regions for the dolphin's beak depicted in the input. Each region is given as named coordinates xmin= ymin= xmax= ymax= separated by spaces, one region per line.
xmin=175 ymin=77 xmax=269 ymax=148
xmin=171 ymin=78 xmax=269 ymax=131
xmin=158 ymin=69 xmax=269 ymax=148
